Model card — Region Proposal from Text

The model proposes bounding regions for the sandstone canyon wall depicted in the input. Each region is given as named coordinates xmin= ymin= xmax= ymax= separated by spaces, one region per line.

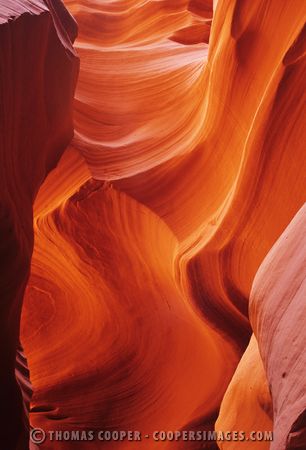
xmin=0 ymin=0 xmax=305 ymax=449
xmin=0 ymin=1 xmax=79 ymax=448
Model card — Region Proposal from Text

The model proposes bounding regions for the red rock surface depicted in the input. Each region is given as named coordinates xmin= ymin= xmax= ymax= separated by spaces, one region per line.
xmin=0 ymin=1 xmax=78 ymax=448
xmin=250 ymin=205 xmax=306 ymax=450
xmin=216 ymin=335 xmax=273 ymax=449
xmin=0 ymin=0 xmax=305 ymax=449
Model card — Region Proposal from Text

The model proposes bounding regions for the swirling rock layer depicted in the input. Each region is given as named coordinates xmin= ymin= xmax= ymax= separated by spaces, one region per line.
xmin=0 ymin=0 xmax=78 ymax=448
xmin=0 ymin=0 xmax=305 ymax=449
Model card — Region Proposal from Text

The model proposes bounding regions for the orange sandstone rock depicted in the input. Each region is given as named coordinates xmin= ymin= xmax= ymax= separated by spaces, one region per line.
xmin=0 ymin=1 xmax=78 ymax=448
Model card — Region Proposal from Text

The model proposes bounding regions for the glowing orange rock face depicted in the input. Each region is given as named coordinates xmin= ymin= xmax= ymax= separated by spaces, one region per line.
xmin=1 ymin=0 xmax=305 ymax=449
xmin=23 ymin=179 xmax=237 ymax=449
xmin=63 ymin=0 xmax=212 ymax=180
xmin=216 ymin=335 xmax=273 ymax=450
